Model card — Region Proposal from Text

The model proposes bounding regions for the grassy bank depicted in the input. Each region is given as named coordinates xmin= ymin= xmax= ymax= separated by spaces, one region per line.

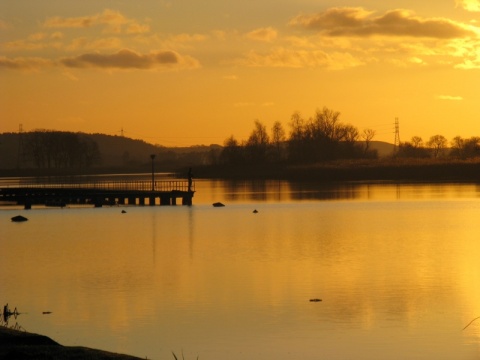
xmin=0 ymin=327 xmax=143 ymax=359
xmin=194 ymin=158 xmax=480 ymax=182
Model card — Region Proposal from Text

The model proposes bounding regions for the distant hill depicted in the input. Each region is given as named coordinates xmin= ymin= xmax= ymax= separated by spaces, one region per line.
xmin=369 ymin=141 xmax=395 ymax=157
xmin=0 ymin=132 xmax=222 ymax=171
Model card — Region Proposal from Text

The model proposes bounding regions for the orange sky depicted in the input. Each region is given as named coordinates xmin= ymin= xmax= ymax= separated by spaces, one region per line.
xmin=1 ymin=0 xmax=480 ymax=146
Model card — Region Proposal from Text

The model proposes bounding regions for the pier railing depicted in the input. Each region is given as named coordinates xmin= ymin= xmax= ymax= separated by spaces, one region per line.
xmin=4 ymin=180 xmax=195 ymax=192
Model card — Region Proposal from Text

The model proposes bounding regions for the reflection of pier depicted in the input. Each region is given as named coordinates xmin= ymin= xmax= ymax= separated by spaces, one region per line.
xmin=0 ymin=180 xmax=195 ymax=208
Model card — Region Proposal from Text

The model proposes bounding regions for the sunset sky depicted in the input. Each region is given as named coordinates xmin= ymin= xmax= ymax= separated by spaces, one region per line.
xmin=1 ymin=0 xmax=480 ymax=146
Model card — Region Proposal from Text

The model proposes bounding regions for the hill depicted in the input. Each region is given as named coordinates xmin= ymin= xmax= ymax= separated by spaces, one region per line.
xmin=0 ymin=132 xmax=222 ymax=172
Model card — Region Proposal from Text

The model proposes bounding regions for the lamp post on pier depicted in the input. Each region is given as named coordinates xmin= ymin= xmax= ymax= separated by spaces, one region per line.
xmin=150 ymin=154 xmax=156 ymax=191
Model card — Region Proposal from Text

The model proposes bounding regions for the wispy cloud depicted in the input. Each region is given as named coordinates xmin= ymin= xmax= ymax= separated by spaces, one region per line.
xmin=239 ymin=47 xmax=363 ymax=70
xmin=436 ymin=94 xmax=463 ymax=100
xmin=65 ymin=37 xmax=123 ymax=52
xmin=245 ymin=27 xmax=278 ymax=42
xmin=456 ymin=0 xmax=480 ymax=12
xmin=60 ymin=48 xmax=200 ymax=70
xmin=0 ymin=49 xmax=200 ymax=72
xmin=290 ymin=7 xmax=476 ymax=39
xmin=0 ymin=56 xmax=53 ymax=71
xmin=43 ymin=9 xmax=150 ymax=34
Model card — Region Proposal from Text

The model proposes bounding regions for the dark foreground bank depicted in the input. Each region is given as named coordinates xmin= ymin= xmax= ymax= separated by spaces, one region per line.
xmin=194 ymin=159 xmax=480 ymax=182
xmin=0 ymin=327 xmax=142 ymax=360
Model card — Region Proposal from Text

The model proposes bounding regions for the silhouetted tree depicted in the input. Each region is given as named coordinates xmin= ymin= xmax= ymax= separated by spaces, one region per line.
xmin=245 ymin=120 xmax=269 ymax=163
xmin=23 ymin=130 xmax=100 ymax=169
xmin=287 ymin=111 xmax=308 ymax=163
xmin=397 ymin=136 xmax=429 ymax=158
xmin=271 ymin=121 xmax=286 ymax=162
xmin=450 ymin=136 xmax=480 ymax=159
xmin=341 ymin=124 xmax=361 ymax=158
xmin=411 ymin=136 xmax=423 ymax=148
xmin=220 ymin=135 xmax=244 ymax=165
xmin=427 ymin=135 xmax=448 ymax=158
xmin=361 ymin=128 xmax=376 ymax=156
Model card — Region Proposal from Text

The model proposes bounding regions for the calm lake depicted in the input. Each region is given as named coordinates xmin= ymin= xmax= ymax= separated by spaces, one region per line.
xmin=2 ymin=178 xmax=480 ymax=360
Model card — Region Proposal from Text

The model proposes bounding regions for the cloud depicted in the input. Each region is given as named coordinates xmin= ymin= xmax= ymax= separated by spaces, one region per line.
xmin=245 ymin=27 xmax=278 ymax=42
xmin=170 ymin=33 xmax=207 ymax=43
xmin=436 ymin=95 xmax=463 ymax=100
xmin=66 ymin=37 xmax=123 ymax=52
xmin=60 ymin=48 xmax=200 ymax=70
xmin=290 ymin=7 xmax=475 ymax=39
xmin=2 ymin=32 xmax=63 ymax=52
xmin=0 ymin=56 xmax=53 ymax=71
xmin=239 ymin=47 xmax=363 ymax=70
xmin=43 ymin=9 xmax=150 ymax=34
xmin=455 ymin=58 xmax=480 ymax=69
xmin=456 ymin=0 xmax=480 ymax=12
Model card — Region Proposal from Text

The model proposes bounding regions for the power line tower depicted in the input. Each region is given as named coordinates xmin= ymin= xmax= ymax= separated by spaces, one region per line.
xmin=393 ymin=117 xmax=400 ymax=153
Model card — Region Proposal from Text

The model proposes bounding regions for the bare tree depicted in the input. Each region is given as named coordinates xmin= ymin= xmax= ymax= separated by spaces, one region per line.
xmin=427 ymin=134 xmax=448 ymax=158
xmin=246 ymin=120 xmax=270 ymax=163
xmin=411 ymin=136 xmax=423 ymax=148
xmin=220 ymin=135 xmax=243 ymax=165
xmin=271 ymin=121 xmax=286 ymax=162
xmin=361 ymin=128 xmax=376 ymax=154
xmin=451 ymin=136 xmax=480 ymax=159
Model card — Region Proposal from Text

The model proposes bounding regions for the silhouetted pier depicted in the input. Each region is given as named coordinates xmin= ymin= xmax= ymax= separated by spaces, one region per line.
xmin=0 ymin=179 xmax=195 ymax=209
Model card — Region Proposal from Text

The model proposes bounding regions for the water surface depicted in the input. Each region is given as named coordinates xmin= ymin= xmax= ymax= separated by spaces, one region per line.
xmin=2 ymin=180 xmax=480 ymax=359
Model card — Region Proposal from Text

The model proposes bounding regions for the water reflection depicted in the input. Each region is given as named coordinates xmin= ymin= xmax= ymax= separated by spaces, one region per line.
xmin=2 ymin=180 xmax=480 ymax=360
xmin=212 ymin=180 xmax=480 ymax=203
xmin=1 ymin=304 xmax=24 ymax=331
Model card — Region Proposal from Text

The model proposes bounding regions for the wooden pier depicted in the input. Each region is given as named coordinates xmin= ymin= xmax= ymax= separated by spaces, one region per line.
xmin=0 ymin=179 xmax=195 ymax=209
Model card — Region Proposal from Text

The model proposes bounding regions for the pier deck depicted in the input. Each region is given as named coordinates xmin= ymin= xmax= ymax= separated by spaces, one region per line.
xmin=0 ymin=179 xmax=195 ymax=208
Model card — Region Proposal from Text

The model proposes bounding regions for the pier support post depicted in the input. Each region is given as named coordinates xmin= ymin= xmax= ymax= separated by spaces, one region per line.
xmin=24 ymin=198 xmax=32 ymax=210
xmin=94 ymin=197 xmax=103 ymax=208
xmin=160 ymin=195 xmax=170 ymax=205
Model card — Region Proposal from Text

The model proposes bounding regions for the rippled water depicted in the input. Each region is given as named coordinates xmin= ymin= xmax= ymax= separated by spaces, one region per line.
xmin=2 ymin=180 xmax=480 ymax=359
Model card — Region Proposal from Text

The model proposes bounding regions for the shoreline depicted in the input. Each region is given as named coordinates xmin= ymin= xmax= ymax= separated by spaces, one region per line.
xmin=193 ymin=158 xmax=480 ymax=182
xmin=0 ymin=326 xmax=142 ymax=359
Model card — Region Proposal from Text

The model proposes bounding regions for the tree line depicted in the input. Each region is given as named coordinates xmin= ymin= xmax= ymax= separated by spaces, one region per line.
xmin=398 ymin=134 xmax=480 ymax=159
xmin=21 ymin=130 xmax=101 ymax=169
xmin=219 ymin=107 xmax=378 ymax=166
xmin=218 ymin=107 xmax=480 ymax=166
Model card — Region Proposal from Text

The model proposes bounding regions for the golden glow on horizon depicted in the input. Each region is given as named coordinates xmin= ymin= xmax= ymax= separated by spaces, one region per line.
xmin=2 ymin=1 xmax=480 ymax=146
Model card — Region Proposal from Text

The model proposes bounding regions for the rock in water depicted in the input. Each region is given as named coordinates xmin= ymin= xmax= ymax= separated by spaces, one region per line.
xmin=212 ymin=202 xmax=225 ymax=207
xmin=11 ymin=215 xmax=28 ymax=222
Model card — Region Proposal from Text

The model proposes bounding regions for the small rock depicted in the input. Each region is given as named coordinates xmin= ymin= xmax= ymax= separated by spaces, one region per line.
xmin=253 ymin=209 xmax=258 ymax=213
xmin=121 ymin=210 xmax=127 ymax=213
xmin=11 ymin=215 xmax=28 ymax=222
xmin=212 ymin=202 xmax=225 ymax=207
xmin=309 ymin=298 xmax=322 ymax=302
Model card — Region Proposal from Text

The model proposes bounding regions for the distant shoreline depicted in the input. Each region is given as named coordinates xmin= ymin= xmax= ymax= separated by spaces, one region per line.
xmin=193 ymin=158 xmax=480 ymax=182
xmin=1 ymin=158 xmax=480 ymax=183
